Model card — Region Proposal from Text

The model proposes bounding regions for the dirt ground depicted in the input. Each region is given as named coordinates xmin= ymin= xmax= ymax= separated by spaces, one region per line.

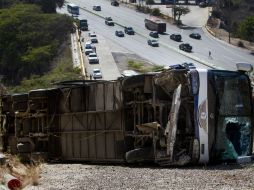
xmin=24 ymin=163 xmax=254 ymax=190
xmin=112 ymin=52 xmax=156 ymax=73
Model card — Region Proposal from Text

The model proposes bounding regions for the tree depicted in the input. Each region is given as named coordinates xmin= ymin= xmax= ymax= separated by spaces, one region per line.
xmin=19 ymin=0 xmax=65 ymax=13
xmin=172 ymin=6 xmax=190 ymax=25
xmin=237 ymin=16 xmax=254 ymax=42
xmin=0 ymin=0 xmax=16 ymax=8
xmin=0 ymin=4 xmax=73 ymax=85
xmin=151 ymin=8 xmax=161 ymax=16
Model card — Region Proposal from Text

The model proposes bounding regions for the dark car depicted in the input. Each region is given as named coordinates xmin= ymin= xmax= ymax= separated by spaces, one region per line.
xmin=179 ymin=43 xmax=192 ymax=52
xmin=124 ymin=27 xmax=135 ymax=35
xmin=93 ymin=5 xmax=101 ymax=11
xmin=199 ymin=2 xmax=207 ymax=8
xmin=115 ymin=30 xmax=124 ymax=37
xmin=181 ymin=62 xmax=196 ymax=69
xmin=111 ymin=1 xmax=119 ymax=6
xmin=147 ymin=39 xmax=159 ymax=47
xmin=189 ymin=33 xmax=201 ymax=39
xmin=105 ymin=17 xmax=114 ymax=26
xmin=170 ymin=34 xmax=182 ymax=42
xmin=149 ymin=31 xmax=159 ymax=38
xmin=169 ymin=64 xmax=185 ymax=69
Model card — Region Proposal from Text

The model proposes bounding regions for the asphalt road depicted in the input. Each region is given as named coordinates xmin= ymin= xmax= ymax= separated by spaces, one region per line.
xmin=65 ymin=0 xmax=254 ymax=70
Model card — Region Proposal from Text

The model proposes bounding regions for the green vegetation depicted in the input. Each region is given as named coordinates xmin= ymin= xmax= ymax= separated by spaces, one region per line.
xmin=127 ymin=60 xmax=164 ymax=73
xmin=0 ymin=0 xmax=64 ymax=13
xmin=172 ymin=6 xmax=190 ymax=25
xmin=9 ymin=44 xmax=84 ymax=93
xmin=237 ymin=16 xmax=254 ymax=42
xmin=128 ymin=60 xmax=144 ymax=71
xmin=0 ymin=4 xmax=73 ymax=86
xmin=213 ymin=0 xmax=254 ymax=42
xmin=135 ymin=4 xmax=161 ymax=16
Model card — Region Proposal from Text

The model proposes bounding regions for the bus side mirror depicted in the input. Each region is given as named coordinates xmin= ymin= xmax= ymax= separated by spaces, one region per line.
xmin=236 ymin=63 xmax=253 ymax=73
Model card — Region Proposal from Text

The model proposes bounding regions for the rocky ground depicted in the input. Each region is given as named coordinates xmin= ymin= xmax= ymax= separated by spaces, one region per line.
xmin=25 ymin=163 xmax=254 ymax=190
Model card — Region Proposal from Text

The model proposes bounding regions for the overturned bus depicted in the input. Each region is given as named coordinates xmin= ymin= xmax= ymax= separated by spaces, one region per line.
xmin=0 ymin=67 xmax=253 ymax=166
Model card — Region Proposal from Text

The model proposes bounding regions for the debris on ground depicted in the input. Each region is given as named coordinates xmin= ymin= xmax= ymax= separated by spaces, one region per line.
xmin=0 ymin=154 xmax=41 ymax=190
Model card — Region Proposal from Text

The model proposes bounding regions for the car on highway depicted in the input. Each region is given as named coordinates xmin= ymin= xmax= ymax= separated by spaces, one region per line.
xmin=93 ymin=5 xmax=101 ymax=11
xmin=199 ymin=1 xmax=207 ymax=7
xmin=88 ymin=53 xmax=99 ymax=64
xmin=170 ymin=34 xmax=182 ymax=42
xmin=111 ymin=0 xmax=119 ymax=6
xmin=84 ymin=42 xmax=94 ymax=55
xmin=115 ymin=30 xmax=124 ymax=37
xmin=167 ymin=64 xmax=185 ymax=70
xmin=179 ymin=43 xmax=192 ymax=52
xmin=124 ymin=27 xmax=135 ymax=35
xmin=189 ymin=33 xmax=201 ymax=40
xmin=181 ymin=62 xmax=196 ymax=69
xmin=90 ymin=33 xmax=98 ymax=43
xmin=149 ymin=31 xmax=159 ymax=38
xmin=147 ymin=39 xmax=159 ymax=47
xmin=92 ymin=69 xmax=102 ymax=79
xmin=105 ymin=17 xmax=114 ymax=26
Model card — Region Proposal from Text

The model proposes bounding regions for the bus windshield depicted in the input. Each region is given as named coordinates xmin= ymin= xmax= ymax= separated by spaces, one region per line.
xmin=215 ymin=72 xmax=251 ymax=116
xmin=211 ymin=71 xmax=252 ymax=161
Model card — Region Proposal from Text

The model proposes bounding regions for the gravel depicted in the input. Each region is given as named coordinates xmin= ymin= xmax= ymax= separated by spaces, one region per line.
xmin=25 ymin=163 xmax=254 ymax=190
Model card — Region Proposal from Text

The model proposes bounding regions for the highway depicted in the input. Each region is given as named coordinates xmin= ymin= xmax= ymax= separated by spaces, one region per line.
xmin=64 ymin=0 xmax=254 ymax=71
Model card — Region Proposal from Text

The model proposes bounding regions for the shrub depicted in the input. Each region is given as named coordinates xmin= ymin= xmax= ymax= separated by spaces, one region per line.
xmin=128 ymin=60 xmax=144 ymax=70
xmin=238 ymin=41 xmax=245 ymax=47
xmin=211 ymin=10 xmax=222 ymax=19
xmin=145 ymin=6 xmax=151 ymax=13
xmin=151 ymin=8 xmax=161 ymax=16
xmin=237 ymin=16 xmax=254 ymax=42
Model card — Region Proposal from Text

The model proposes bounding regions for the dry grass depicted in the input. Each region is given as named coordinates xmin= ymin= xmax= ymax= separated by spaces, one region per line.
xmin=127 ymin=60 xmax=164 ymax=73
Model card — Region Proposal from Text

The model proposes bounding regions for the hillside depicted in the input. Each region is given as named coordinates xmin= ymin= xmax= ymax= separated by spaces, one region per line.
xmin=213 ymin=0 xmax=254 ymax=34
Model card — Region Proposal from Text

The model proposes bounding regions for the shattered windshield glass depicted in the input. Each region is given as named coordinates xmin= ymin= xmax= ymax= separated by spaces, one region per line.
xmin=215 ymin=117 xmax=251 ymax=160
xmin=212 ymin=71 xmax=252 ymax=160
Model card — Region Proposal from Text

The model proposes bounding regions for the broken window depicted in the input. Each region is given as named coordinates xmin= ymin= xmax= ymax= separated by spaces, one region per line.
xmin=212 ymin=71 xmax=252 ymax=161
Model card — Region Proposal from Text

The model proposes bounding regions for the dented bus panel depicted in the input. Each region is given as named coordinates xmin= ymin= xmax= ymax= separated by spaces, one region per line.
xmin=0 ymin=68 xmax=253 ymax=165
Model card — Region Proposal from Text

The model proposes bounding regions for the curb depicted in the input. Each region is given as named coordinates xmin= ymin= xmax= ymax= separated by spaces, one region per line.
xmin=205 ymin=25 xmax=216 ymax=37
xmin=73 ymin=23 xmax=87 ymax=78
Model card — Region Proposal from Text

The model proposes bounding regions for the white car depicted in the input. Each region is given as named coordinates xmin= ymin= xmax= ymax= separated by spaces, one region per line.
xmin=88 ymin=53 xmax=99 ymax=64
xmin=84 ymin=42 xmax=94 ymax=55
xmin=92 ymin=69 xmax=102 ymax=79
xmin=90 ymin=33 xmax=98 ymax=43
xmin=147 ymin=39 xmax=159 ymax=47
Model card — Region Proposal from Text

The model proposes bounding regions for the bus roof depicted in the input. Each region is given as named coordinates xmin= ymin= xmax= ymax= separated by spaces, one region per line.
xmin=67 ymin=3 xmax=78 ymax=8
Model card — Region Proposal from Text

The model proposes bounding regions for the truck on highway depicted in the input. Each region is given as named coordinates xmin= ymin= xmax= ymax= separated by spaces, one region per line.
xmin=145 ymin=17 xmax=166 ymax=34
xmin=79 ymin=19 xmax=88 ymax=31
xmin=0 ymin=64 xmax=253 ymax=166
